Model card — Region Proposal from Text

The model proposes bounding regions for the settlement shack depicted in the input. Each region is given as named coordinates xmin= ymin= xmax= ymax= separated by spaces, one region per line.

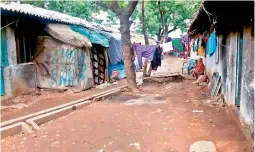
xmin=0 ymin=2 xmax=103 ymax=97
xmin=188 ymin=1 xmax=254 ymax=139
xmin=0 ymin=2 xmax=133 ymax=98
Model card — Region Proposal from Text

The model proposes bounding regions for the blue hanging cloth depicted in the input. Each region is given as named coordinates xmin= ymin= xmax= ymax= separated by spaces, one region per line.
xmin=206 ymin=31 xmax=217 ymax=57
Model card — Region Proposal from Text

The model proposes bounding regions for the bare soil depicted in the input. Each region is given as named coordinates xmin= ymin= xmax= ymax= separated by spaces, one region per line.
xmin=1 ymin=79 xmax=127 ymax=122
xmin=1 ymin=78 xmax=253 ymax=152
xmin=1 ymin=56 xmax=253 ymax=151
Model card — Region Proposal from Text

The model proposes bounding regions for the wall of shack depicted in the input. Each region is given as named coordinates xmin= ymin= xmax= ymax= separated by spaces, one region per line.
xmin=3 ymin=26 xmax=37 ymax=98
xmin=202 ymin=27 xmax=254 ymax=138
xmin=240 ymin=26 xmax=254 ymax=138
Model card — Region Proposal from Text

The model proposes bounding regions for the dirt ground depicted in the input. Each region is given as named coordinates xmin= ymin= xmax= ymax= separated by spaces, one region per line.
xmin=1 ymin=56 xmax=182 ymax=122
xmin=1 ymin=56 xmax=253 ymax=152
xmin=1 ymin=78 xmax=253 ymax=152
xmin=1 ymin=79 xmax=127 ymax=122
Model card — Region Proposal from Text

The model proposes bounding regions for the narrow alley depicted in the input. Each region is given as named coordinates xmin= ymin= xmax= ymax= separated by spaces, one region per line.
xmin=1 ymin=1 xmax=254 ymax=152
xmin=1 ymin=56 xmax=253 ymax=152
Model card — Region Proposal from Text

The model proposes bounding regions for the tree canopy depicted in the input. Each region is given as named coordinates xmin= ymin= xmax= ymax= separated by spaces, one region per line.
xmin=20 ymin=0 xmax=201 ymax=40
xmin=21 ymin=1 xmax=98 ymax=22
xmin=135 ymin=0 xmax=201 ymax=40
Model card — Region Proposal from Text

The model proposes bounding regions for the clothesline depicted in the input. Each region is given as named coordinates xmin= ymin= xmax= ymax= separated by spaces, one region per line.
xmin=1 ymin=20 xmax=18 ymax=30
xmin=202 ymin=4 xmax=213 ymax=24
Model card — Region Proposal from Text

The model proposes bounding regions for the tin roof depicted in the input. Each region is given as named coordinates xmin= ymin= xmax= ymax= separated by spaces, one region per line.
xmin=0 ymin=2 xmax=93 ymax=28
xmin=0 ymin=2 xmax=156 ymax=44
xmin=188 ymin=1 xmax=254 ymax=35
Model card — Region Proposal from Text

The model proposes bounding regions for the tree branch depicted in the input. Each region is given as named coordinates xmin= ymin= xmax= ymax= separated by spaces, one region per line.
xmin=167 ymin=25 xmax=178 ymax=34
xmin=126 ymin=1 xmax=138 ymax=17
xmin=94 ymin=1 xmax=121 ymax=15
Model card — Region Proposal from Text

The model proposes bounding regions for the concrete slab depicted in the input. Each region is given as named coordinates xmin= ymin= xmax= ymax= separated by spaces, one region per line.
xmin=1 ymin=85 xmax=127 ymax=128
xmin=1 ymin=122 xmax=34 ymax=139
xmin=26 ymin=100 xmax=93 ymax=130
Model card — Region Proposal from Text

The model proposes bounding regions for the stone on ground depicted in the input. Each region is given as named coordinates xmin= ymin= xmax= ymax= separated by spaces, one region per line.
xmin=189 ymin=141 xmax=216 ymax=152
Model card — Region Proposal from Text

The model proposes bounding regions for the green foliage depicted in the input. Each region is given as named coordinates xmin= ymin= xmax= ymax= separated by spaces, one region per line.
xmin=117 ymin=1 xmax=128 ymax=9
xmin=22 ymin=0 xmax=201 ymax=39
xmin=136 ymin=0 xmax=201 ymax=39
xmin=22 ymin=0 xmax=97 ymax=22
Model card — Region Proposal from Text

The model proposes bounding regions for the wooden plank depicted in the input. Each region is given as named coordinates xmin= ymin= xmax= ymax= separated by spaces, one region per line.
xmin=103 ymin=48 xmax=109 ymax=82
xmin=1 ymin=85 xmax=127 ymax=128
xmin=211 ymin=75 xmax=221 ymax=97
xmin=214 ymin=82 xmax=222 ymax=97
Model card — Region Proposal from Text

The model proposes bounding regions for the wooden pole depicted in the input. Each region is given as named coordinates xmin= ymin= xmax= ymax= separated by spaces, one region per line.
xmin=103 ymin=48 xmax=109 ymax=82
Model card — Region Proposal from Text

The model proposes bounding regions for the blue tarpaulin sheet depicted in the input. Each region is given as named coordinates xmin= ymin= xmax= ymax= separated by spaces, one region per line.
xmin=70 ymin=25 xmax=110 ymax=47
xmin=99 ymin=32 xmax=123 ymax=65
xmin=108 ymin=63 xmax=126 ymax=79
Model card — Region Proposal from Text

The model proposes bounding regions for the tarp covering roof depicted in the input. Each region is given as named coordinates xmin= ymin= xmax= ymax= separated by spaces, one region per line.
xmin=100 ymin=32 xmax=123 ymax=64
xmin=45 ymin=24 xmax=92 ymax=48
xmin=70 ymin=25 xmax=110 ymax=47
xmin=34 ymin=36 xmax=94 ymax=91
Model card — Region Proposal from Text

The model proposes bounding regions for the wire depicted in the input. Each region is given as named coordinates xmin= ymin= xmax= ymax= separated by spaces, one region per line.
xmin=202 ymin=4 xmax=213 ymax=24
xmin=1 ymin=20 xmax=18 ymax=30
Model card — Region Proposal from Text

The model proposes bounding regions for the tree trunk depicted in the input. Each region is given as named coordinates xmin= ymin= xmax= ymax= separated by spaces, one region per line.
xmin=141 ymin=0 xmax=149 ymax=45
xmin=157 ymin=27 xmax=162 ymax=41
xmin=158 ymin=1 xmax=166 ymax=42
xmin=119 ymin=14 xmax=137 ymax=90
xmin=94 ymin=1 xmax=138 ymax=90
xmin=141 ymin=0 xmax=149 ymax=77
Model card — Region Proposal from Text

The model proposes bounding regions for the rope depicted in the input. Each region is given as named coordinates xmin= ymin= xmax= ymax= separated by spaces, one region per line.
xmin=202 ymin=4 xmax=213 ymax=24
xmin=1 ymin=20 xmax=18 ymax=30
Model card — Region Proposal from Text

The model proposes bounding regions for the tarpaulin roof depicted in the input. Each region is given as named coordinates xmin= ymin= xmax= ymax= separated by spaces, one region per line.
xmin=70 ymin=25 xmax=110 ymax=47
xmin=100 ymin=32 xmax=123 ymax=64
xmin=45 ymin=24 xmax=92 ymax=48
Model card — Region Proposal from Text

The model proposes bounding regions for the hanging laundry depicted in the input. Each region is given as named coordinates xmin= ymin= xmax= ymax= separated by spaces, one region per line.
xmin=167 ymin=37 xmax=172 ymax=42
xmin=198 ymin=46 xmax=205 ymax=56
xmin=198 ymin=37 xmax=203 ymax=47
xmin=151 ymin=47 xmax=162 ymax=70
xmin=186 ymin=37 xmax=191 ymax=54
xmin=192 ymin=38 xmax=198 ymax=52
xmin=180 ymin=34 xmax=189 ymax=44
xmin=172 ymin=39 xmax=183 ymax=51
xmin=132 ymin=44 xmax=158 ymax=69
xmin=190 ymin=39 xmax=194 ymax=52
xmin=197 ymin=34 xmax=208 ymax=43
xmin=161 ymin=41 xmax=173 ymax=53
xmin=206 ymin=31 xmax=217 ymax=57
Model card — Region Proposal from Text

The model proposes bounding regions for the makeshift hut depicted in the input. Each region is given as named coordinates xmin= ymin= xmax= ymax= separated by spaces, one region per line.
xmin=100 ymin=32 xmax=126 ymax=80
xmin=33 ymin=24 xmax=93 ymax=92
xmin=0 ymin=2 xmax=110 ymax=97
xmin=70 ymin=25 xmax=111 ymax=85
xmin=188 ymin=1 xmax=254 ymax=140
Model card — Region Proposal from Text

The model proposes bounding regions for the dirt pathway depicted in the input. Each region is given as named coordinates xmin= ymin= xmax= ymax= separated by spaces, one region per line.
xmin=1 ymin=78 xmax=253 ymax=152
xmin=1 ymin=56 xmax=252 ymax=151
xmin=1 ymin=80 xmax=127 ymax=122
xmin=1 ymin=56 xmax=181 ymax=122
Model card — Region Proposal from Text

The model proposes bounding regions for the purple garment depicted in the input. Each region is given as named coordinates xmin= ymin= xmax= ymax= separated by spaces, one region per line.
xmin=180 ymin=34 xmax=189 ymax=44
xmin=167 ymin=37 xmax=172 ymax=42
xmin=133 ymin=44 xmax=158 ymax=69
